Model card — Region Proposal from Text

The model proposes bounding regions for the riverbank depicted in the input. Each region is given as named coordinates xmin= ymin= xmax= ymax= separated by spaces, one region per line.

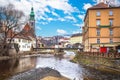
xmin=8 ymin=67 xmax=70 ymax=80
xmin=0 ymin=50 xmax=66 ymax=60
xmin=41 ymin=76 xmax=69 ymax=80
xmin=72 ymin=52 xmax=120 ymax=74
xmin=0 ymin=51 xmax=52 ymax=60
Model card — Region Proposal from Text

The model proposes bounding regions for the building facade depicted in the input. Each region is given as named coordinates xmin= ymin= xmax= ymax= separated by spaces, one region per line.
xmin=69 ymin=33 xmax=83 ymax=49
xmin=83 ymin=2 xmax=120 ymax=52
xmin=70 ymin=33 xmax=83 ymax=44
xmin=6 ymin=7 xmax=36 ymax=52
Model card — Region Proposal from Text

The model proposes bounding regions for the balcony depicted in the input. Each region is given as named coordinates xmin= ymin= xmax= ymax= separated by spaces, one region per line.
xmin=98 ymin=25 xmax=111 ymax=28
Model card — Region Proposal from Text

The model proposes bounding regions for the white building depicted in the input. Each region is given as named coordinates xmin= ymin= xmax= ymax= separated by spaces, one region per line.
xmin=5 ymin=7 xmax=36 ymax=52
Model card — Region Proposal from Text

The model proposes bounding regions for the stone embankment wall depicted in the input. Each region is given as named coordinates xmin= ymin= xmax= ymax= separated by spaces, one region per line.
xmin=74 ymin=52 xmax=120 ymax=73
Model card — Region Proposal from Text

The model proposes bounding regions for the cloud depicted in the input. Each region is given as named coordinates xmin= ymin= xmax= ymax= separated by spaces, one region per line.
xmin=65 ymin=16 xmax=77 ymax=22
xmin=115 ymin=0 xmax=120 ymax=6
xmin=78 ymin=14 xmax=85 ymax=21
xmin=39 ymin=22 xmax=48 ymax=25
xmin=57 ymin=29 xmax=67 ymax=35
xmin=0 ymin=0 xmax=80 ymax=23
xmin=51 ymin=11 xmax=59 ymax=17
xmin=72 ymin=30 xmax=80 ymax=34
xmin=58 ymin=18 xmax=66 ymax=22
xmin=0 ymin=0 xmax=78 ymax=16
xmin=83 ymin=3 xmax=92 ymax=10
xmin=93 ymin=0 xmax=120 ymax=6
xmin=47 ymin=17 xmax=54 ymax=22
xmin=36 ymin=26 xmax=41 ymax=30
xmin=47 ymin=0 xmax=78 ymax=14
xmin=73 ymin=23 xmax=84 ymax=27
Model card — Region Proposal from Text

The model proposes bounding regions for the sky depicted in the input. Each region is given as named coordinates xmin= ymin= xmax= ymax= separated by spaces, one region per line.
xmin=0 ymin=0 xmax=120 ymax=37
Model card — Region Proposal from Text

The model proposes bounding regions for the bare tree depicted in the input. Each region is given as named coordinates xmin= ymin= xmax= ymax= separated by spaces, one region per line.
xmin=0 ymin=4 xmax=26 ymax=56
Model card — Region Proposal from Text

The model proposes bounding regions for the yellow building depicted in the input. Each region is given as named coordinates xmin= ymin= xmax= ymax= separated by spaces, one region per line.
xmin=70 ymin=33 xmax=82 ymax=44
xmin=83 ymin=3 xmax=120 ymax=52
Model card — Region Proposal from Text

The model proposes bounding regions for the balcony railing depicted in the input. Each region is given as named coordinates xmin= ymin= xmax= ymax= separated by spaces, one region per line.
xmin=98 ymin=25 xmax=111 ymax=28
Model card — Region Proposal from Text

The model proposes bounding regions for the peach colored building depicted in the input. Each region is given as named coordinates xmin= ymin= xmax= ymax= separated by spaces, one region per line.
xmin=83 ymin=3 xmax=120 ymax=52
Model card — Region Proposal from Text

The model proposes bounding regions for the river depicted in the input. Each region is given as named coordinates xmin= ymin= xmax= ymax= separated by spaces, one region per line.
xmin=0 ymin=51 xmax=120 ymax=80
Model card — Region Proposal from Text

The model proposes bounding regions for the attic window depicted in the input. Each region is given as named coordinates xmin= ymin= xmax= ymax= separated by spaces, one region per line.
xmin=109 ymin=10 xmax=113 ymax=16
xmin=96 ymin=11 xmax=100 ymax=16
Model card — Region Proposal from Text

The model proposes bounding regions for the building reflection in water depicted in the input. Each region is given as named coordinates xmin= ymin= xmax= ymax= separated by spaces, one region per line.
xmin=0 ymin=57 xmax=36 ymax=80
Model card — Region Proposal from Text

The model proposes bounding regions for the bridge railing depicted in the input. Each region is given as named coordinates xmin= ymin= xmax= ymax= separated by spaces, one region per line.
xmin=78 ymin=52 xmax=120 ymax=58
xmin=33 ymin=48 xmax=80 ymax=51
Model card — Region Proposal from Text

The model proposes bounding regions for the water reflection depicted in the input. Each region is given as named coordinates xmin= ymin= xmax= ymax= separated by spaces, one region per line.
xmin=0 ymin=59 xmax=19 ymax=80
xmin=0 ymin=53 xmax=120 ymax=80
xmin=0 ymin=57 xmax=36 ymax=80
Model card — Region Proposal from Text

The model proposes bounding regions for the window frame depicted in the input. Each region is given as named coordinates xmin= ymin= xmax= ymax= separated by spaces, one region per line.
xmin=109 ymin=10 xmax=113 ymax=16
xmin=110 ymin=38 xmax=113 ymax=43
xmin=109 ymin=19 xmax=113 ymax=26
xmin=96 ymin=11 xmax=100 ymax=16
xmin=97 ymin=38 xmax=100 ymax=44
xmin=96 ymin=19 xmax=101 ymax=26
xmin=96 ymin=29 xmax=100 ymax=36
xmin=109 ymin=28 xmax=113 ymax=36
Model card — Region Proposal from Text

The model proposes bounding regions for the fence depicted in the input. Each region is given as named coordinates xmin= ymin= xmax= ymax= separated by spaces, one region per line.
xmin=78 ymin=52 xmax=120 ymax=59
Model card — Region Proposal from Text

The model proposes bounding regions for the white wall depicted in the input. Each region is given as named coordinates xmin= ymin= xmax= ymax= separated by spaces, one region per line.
xmin=7 ymin=38 xmax=32 ymax=51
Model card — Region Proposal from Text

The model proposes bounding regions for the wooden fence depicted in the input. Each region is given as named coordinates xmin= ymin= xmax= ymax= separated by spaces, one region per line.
xmin=78 ymin=52 xmax=120 ymax=59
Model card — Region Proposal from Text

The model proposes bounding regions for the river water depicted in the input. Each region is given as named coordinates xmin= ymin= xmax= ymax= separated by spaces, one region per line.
xmin=0 ymin=51 xmax=120 ymax=80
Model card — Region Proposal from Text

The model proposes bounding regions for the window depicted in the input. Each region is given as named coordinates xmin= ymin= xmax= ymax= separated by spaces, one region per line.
xmin=109 ymin=19 xmax=113 ymax=26
xmin=12 ymin=39 xmax=14 ymax=42
xmin=96 ymin=11 xmax=100 ymax=16
xmin=97 ymin=38 xmax=100 ymax=44
xmin=96 ymin=19 xmax=100 ymax=26
xmin=97 ymin=29 xmax=100 ymax=36
xmin=8 ymin=39 xmax=10 ymax=41
xmin=109 ymin=10 xmax=113 ymax=16
xmin=109 ymin=29 xmax=113 ymax=36
xmin=31 ymin=22 xmax=34 ymax=26
xmin=110 ymin=38 xmax=113 ymax=43
xmin=19 ymin=39 xmax=21 ymax=42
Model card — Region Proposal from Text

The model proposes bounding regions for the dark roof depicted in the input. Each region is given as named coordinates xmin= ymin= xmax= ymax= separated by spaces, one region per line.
xmin=71 ymin=33 xmax=82 ymax=37
xmin=89 ymin=2 xmax=108 ymax=9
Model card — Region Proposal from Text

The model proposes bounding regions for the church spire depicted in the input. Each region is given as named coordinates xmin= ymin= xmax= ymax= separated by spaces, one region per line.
xmin=29 ymin=6 xmax=35 ymax=37
xmin=30 ymin=7 xmax=35 ymax=20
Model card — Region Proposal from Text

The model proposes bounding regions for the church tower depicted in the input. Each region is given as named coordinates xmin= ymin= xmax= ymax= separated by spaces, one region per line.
xmin=29 ymin=7 xmax=35 ymax=36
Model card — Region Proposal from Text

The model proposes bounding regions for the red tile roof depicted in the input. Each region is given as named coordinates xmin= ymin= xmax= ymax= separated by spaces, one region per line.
xmin=7 ymin=23 xmax=35 ymax=40
xmin=23 ymin=23 xmax=31 ymax=32
xmin=89 ymin=2 xmax=108 ymax=9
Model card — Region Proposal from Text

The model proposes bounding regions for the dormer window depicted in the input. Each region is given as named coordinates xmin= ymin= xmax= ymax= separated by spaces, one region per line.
xmin=109 ymin=10 xmax=113 ymax=16
xmin=96 ymin=11 xmax=100 ymax=16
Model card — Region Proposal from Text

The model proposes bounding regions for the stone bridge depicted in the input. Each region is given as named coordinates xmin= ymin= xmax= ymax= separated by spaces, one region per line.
xmin=33 ymin=48 xmax=80 ymax=53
